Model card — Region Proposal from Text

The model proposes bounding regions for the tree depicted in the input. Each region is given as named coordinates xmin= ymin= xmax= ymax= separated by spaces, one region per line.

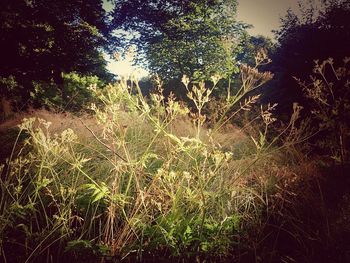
xmin=111 ymin=0 xmax=247 ymax=82
xmin=264 ymin=0 xmax=350 ymax=116
xmin=0 ymin=0 xmax=114 ymax=109
xmin=236 ymin=34 xmax=274 ymax=66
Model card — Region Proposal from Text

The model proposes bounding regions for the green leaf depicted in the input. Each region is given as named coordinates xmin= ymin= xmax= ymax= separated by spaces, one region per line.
xmin=81 ymin=183 xmax=110 ymax=203
xmin=64 ymin=240 xmax=93 ymax=252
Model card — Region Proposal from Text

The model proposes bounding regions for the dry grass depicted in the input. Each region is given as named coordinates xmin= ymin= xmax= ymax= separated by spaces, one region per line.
xmin=0 ymin=109 xmax=98 ymax=135
xmin=2 ymin=51 xmax=319 ymax=262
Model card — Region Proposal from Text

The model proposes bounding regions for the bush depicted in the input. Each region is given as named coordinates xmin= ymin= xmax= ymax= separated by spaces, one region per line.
xmin=30 ymin=72 xmax=103 ymax=112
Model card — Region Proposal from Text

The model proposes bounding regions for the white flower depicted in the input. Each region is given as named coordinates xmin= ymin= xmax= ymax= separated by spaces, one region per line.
xmin=181 ymin=75 xmax=190 ymax=88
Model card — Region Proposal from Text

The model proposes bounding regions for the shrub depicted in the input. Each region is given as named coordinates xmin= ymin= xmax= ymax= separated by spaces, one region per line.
xmin=30 ymin=72 xmax=103 ymax=112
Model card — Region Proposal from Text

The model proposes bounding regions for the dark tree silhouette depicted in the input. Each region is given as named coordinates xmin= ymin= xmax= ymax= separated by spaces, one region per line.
xmin=0 ymin=0 xmax=114 ymax=108
xmin=263 ymin=0 xmax=350 ymax=117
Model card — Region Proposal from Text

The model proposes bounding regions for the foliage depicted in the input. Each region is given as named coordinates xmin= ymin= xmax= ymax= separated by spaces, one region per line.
xmin=0 ymin=56 xmax=295 ymax=262
xmin=266 ymin=0 xmax=350 ymax=116
xmin=0 ymin=0 xmax=114 ymax=108
xmin=237 ymin=34 xmax=275 ymax=67
xmin=10 ymin=72 xmax=104 ymax=112
xmin=112 ymin=0 xmax=247 ymax=81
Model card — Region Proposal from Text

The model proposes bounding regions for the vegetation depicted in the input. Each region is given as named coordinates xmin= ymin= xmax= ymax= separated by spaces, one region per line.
xmin=265 ymin=0 xmax=350 ymax=116
xmin=0 ymin=0 xmax=114 ymax=110
xmin=1 ymin=0 xmax=350 ymax=262
xmin=112 ymin=0 xmax=246 ymax=80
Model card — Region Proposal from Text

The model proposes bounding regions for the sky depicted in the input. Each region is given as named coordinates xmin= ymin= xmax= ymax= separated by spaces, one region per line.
xmin=236 ymin=0 xmax=301 ymax=38
xmin=104 ymin=0 xmax=317 ymax=77
xmin=102 ymin=1 xmax=142 ymax=78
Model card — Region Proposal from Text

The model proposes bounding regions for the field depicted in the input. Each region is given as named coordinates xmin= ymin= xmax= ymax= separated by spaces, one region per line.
xmin=1 ymin=66 xmax=349 ymax=262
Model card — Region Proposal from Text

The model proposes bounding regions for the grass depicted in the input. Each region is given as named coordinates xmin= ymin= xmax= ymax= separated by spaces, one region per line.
xmin=1 ymin=56 xmax=349 ymax=262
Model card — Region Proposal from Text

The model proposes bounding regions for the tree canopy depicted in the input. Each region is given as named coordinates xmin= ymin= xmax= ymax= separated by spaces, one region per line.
xmin=111 ymin=0 xmax=247 ymax=81
xmin=0 ymin=0 xmax=113 ymax=108
xmin=264 ymin=0 xmax=350 ymax=115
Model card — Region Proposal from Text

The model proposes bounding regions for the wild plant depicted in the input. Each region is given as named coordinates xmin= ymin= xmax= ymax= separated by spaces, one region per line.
xmin=0 ymin=50 xmax=305 ymax=262
xmin=0 ymin=118 xmax=104 ymax=262
xmin=295 ymin=57 xmax=350 ymax=164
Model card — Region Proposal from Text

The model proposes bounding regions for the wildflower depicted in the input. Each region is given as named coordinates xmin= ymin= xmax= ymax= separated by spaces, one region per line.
xmin=210 ymin=74 xmax=221 ymax=86
xmin=61 ymin=128 xmax=77 ymax=142
xmin=181 ymin=74 xmax=190 ymax=88
xmin=255 ymin=48 xmax=271 ymax=66
xmin=87 ymin=83 xmax=97 ymax=92
xmin=152 ymin=74 xmax=163 ymax=88
xmin=18 ymin=117 xmax=35 ymax=131
xmin=240 ymin=64 xmax=273 ymax=91
xmin=261 ymin=103 xmax=277 ymax=125
xmin=89 ymin=103 xmax=97 ymax=111
xmin=183 ymin=171 xmax=191 ymax=181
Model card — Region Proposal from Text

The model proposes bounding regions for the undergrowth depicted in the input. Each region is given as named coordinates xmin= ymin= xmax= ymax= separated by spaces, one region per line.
xmin=2 ymin=54 xmax=347 ymax=263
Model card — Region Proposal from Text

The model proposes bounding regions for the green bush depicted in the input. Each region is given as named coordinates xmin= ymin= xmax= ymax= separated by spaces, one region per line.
xmin=30 ymin=72 xmax=103 ymax=112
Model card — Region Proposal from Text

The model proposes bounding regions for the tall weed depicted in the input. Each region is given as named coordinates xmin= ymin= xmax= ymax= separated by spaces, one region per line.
xmin=0 ymin=51 xmax=304 ymax=262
